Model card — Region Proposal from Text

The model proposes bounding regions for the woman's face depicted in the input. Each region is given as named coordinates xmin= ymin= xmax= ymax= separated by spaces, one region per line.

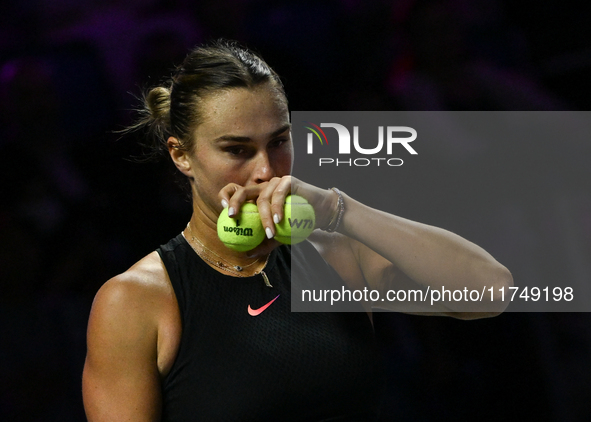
xmin=181 ymin=84 xmax=292 ymax=218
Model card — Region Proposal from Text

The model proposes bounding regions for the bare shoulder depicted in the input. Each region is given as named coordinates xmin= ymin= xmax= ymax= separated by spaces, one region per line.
xmin=83 ymin=252 xmax=181 ymax=421
xmin=90 ymin=251 xmax=175 ymax=326
xmin=111 ymin=250 xmax=171 ymax=292
xmin=88 ymin=252 xmax=180 ymax=368
xmin=88 ymin=251 xmax=181 ymax=370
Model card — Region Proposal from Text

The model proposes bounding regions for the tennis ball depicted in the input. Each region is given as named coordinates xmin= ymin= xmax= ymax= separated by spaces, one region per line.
xmin=217 ymin=203 xmax=265 ymax=251
xmin=275 ymin=195 xmax=316 ymax=245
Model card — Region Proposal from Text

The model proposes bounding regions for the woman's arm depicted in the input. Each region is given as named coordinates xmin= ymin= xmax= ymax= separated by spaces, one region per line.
xmin=316 ymin=191 xmax=513 ymax=318
xmin=221 ymin=176 xmax=513 ymax=318
xmin=83 ymin=253 xmax=179 ymax=421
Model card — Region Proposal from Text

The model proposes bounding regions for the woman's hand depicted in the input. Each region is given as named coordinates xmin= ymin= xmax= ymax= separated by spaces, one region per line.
xmin=217 ymin=176 xmax=337 ymax=256
xmin=218 ymin=176 xmax=512 ymax=317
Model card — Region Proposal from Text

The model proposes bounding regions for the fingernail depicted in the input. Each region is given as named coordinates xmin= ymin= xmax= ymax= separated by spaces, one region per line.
xmin=221 ymin=199 xmax=229 ymax=208
xmin=228 ymin=207 xmax=235 ymax=217
xmin=273 ymin=214 xmax=280 ymax=224
xmin=265 ymin=227 xmax=274 ymax=239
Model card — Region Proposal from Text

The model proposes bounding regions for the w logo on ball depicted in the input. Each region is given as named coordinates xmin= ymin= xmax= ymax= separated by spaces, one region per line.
xmin=274 ymin=195 xmax=316 ymax=245
xmin=289 ymin=218 xmax=314 ymax=230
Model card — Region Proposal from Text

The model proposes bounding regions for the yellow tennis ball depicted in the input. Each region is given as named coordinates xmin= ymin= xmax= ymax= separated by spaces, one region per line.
xmin=275 ymin=195 xmax=316 ymax=245
xmin=217 ymin=203 xmax=265 ymax=251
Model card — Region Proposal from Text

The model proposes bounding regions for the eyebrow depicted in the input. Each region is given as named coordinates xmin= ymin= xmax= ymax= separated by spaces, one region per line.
xmin=214 ymin=123 xmax=292 ymax=143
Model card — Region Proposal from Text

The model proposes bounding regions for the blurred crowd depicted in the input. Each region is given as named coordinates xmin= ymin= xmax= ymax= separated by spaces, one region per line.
xmin=1 ymin=0 xmax=590 ymax=421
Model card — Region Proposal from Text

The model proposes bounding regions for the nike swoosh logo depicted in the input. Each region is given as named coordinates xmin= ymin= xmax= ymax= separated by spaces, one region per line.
xmin=248 ymin=295 xmax=280 ymax=316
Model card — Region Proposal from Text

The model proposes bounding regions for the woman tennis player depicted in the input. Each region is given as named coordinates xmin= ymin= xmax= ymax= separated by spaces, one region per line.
xmin=82 ymin=40 xmax=512 ymax=421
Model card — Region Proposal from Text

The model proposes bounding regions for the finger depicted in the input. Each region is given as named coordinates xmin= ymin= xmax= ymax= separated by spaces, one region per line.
xmin=269 ymin=176 xmax=292 ymax=224
xmin=225 ymin=183 xmax=268 ymax=218
xmin=255 ymin=178 xmax=283 ymax=238
xmin=218 ymin=183 xmax=242 ymax=215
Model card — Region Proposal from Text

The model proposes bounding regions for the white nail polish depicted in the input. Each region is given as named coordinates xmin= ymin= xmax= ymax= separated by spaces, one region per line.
xmin=221 ymin=199 xmax=229 ymax=208
xmin=228 ymin=207 xmax=235 ymax=216
xmin=273 ymin=214 xmax=280 ymax=224
xmin=265 ymin=227 xmax=274 ymax=239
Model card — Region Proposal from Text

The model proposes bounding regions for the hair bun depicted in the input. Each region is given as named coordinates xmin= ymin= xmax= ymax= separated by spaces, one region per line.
xmin=146 ymin=86 xmax=171 ymax=124
xmin=124 ymin=39 xmax=284 ymax=158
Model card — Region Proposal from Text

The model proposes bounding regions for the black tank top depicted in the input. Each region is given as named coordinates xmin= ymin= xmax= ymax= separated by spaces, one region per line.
xmin=157 ymin=234 xmax=384 ymax=421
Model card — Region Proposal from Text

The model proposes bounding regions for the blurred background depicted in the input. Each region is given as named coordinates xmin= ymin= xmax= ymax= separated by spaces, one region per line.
xmin=1 ymin=0 xmax=590 ymax=420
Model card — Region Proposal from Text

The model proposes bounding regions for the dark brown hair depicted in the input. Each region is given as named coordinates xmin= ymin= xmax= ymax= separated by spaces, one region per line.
xmin=129 ymin=39 xmax=285 ymax=154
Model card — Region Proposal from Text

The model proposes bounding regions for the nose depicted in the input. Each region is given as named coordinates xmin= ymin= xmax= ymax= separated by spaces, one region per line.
xmin=251 ymin=151 xmax=275 ymax=184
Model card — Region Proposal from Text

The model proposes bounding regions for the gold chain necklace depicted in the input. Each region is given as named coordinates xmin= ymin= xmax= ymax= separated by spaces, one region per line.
xmin=188 ymin=223 xmax=260 ymax=272
xmin=182 ymin=223 xmax=272 ymax=287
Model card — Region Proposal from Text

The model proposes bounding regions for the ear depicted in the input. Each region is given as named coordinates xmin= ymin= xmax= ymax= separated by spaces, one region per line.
xmin=167 ymin=137 xmax=193 ymax=178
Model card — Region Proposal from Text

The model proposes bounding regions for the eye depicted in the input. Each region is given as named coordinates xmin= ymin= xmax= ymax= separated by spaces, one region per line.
xmin=270 ymin=137 xmax=289 ymax=148
xmin=225 ymin=146 xmax=247 ymax=156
